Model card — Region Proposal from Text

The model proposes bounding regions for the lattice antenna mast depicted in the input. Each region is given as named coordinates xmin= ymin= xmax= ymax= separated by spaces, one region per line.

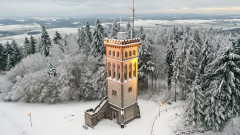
xmin=130 ymin=0 xmax=135 ymax=39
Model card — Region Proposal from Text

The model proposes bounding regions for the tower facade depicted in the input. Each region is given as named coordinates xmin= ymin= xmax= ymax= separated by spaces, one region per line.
xmin=105 ymin=33 xmax=141 ymax=127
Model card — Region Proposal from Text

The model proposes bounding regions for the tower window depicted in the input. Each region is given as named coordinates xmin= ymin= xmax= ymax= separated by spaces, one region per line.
xmin=108 ymin=63 xmax=111 ymax=77
xmin=113 ymin=51 xmax=115 ymax=57
xmin=124 ymin=64 xmax=127 ymax=80
xmin=117 ymin=65 xmax=120 ymax=80
xmin=113 ymin=63 xmax=115 ymax=79
xmin=133 ymin=62 xmax=136 ymax=77
xmin=129 ymin=51 xmax=132 ymax=57
xmin=125 ymin=52 xmax=128 ymax=58
xmin=133 ymin=50 xmax=136 ymax=56
xmin=128 ymin=87 xmax=132 ymax=93
xmin=109 ymin=50 xmax=111 ymax=56
xmin=112 ymin=90 xmax=117 ymax=97
xmin=129 ymin=63 xmax=132 ymax=79
xmin=117 ymin=52 xmax=119 ymax=58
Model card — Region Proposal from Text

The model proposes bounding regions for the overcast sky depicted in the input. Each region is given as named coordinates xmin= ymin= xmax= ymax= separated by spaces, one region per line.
xmin=0 ymin=0 xmax=240 ymax=17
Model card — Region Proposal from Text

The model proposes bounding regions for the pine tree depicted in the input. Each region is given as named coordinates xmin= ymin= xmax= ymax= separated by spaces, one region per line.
xmin=91 ymin=19 xmax=105 ymax=58
xmin=204 ymin=46 xmax=240 ymax=130
xmin=5 ymin=54 xmax=12 ymax=71
xmin=29 ymin=35 xmax=36 ymax=54
xmin=77 ymin=27 xmax=86 ymax=48
xmin=138 ymin=34 xmax=154 ymax=89
xmin=126 ymin=22 xmax=131 ymax=39
xmin=24 ymin=37 xmax=30 ymax=57
xmin=85 ymin=22 xmax=92 ymax=44
xmin=11 ymin=39 xmax=22 ymax=66
xmin=186 ymin=75 xmax=204 ymax=126
xmin=138 ymin=26 xmax=146 ymax=40
xmin=111 ymin=19 xmax=119 ymax=39
xmin=39 ymin=25 xmax=51 ymax=57
xmin=0 ymin=43 xmax=5 ymax=71
xmin=53 ymin=31 xmax=62 ymax=45
xmin=166 ymin=35 xmax=176 ymax=91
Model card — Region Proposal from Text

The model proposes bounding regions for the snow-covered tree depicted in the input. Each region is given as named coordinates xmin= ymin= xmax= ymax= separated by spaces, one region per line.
xmin=186 ymin=75 xmax=204 ymax=126
xmin=29 ymin=35 xmax=36 ymax=54
xmin=111 ymin=19 xmax=119 ymax=39
xmin=126 ymin=22 xmax=131 ymax=39
xmin=24 ymin=37 xmax=30 ymax=57
xmin=77 ymin=27 xmax=86 ymax=48
xmin=138 ymin=26 xmax=146 ymax=40
xmin=39 ymin=25 xmax=51 ymax=57
xmin=5 ymin=54 xmax=12 ymax=71
xmin=47 ymin=63 xmax=57 ymax=78
xmin=166 ymin=36 xmax=176 ymax=91
xmin=0 ymin=43 xmax=5 ymax=71
xmin=204 ymin=46 xmax=240 ymax=130
xmin=11 ymin=39 xmax=22 ymax=66
xmin=139 ymin=34 xmax=154 ymax=89
xmin=85 ymin=22 xmax=92 ymax=44
xmin=53 ymin=31 xmax=62 ymax=45
xmin=91 ymin=19 xmax=105 ymax=58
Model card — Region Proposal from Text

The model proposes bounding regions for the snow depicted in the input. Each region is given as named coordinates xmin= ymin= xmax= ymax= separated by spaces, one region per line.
xmin=0 ymin=99 xmax=186 ymax=135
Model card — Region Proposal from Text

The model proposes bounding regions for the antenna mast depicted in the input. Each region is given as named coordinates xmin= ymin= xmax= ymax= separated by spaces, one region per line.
xmin=130 ymin=0 xmax=135 ymax=39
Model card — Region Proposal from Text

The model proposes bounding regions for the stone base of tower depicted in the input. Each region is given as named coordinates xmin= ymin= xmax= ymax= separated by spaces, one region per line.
xmin=85 ymin=98 xmax=140 ymax=128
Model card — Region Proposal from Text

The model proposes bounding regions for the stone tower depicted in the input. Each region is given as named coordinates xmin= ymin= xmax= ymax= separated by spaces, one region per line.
xmin=104 ymin=32 xmax=141 ymax=127
xmin=84 ymin=33 xmax=141 ymax=128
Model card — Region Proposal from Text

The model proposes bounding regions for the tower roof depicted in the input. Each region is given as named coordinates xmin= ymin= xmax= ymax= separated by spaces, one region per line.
xmin=104 ymin=38 xmax=140 ymax=46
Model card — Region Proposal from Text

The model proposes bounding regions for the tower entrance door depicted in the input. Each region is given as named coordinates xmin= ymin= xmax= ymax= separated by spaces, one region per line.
xmin=112 ymin=111 xmax=117 ymax=123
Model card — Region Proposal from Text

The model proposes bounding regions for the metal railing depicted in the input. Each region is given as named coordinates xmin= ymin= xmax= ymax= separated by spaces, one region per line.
xmin=151 ymin=105 xmax=185 ymax=135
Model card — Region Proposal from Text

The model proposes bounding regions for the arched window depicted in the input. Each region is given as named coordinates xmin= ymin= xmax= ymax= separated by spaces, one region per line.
xmin=129 ymin=63 xmax=132 ymax=79
xmin=109 ymin=50 xmax=111 ymax=56
xmin=129 ymin=51 xmax=132 ymax=57
xmin=133 ymin=62 xmax=136 ymax=77
xmin=112 ymin=63 xmax=115 ymax=79
xmin=133 ymin=50 xmax=136 ymax=56
xmin=113 ymin=51 xmax=115 ymax=57
xmin=125 ymin=52 xmax=128 ymax=58
xmin=117 ymin=64 xmax=120 ymax=80
xmin=124 ymin=64 xmax=127 ymax=80
xmin=108 ymin=62 xmax=111 ymax=77
xmin=117 ymin=52 xmax=119 ymax=58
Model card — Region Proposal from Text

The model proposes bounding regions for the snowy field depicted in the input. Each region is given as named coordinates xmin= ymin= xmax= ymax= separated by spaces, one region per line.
xmin=0 ymin=99 xmax=186 ymax=135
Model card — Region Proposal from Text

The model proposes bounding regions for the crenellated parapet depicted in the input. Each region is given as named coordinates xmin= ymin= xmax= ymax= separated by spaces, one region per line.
xmin=104 ymin=38 xmax=141 ymax=46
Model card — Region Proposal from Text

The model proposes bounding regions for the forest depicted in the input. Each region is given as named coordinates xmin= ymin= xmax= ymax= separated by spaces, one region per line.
xmin=0 ymin=19 xmax=240 ymax=131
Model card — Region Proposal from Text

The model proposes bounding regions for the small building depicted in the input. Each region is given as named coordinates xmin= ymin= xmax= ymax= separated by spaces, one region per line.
xmin=84 ymin=32 xmax=141 ymax=128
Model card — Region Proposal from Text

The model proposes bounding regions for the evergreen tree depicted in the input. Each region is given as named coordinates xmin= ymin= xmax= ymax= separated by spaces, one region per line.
xmin=166 ymin=35 xmax=176 ymax=91
xmin=53 ymin=31 xmax=62 ymax=45
xmin=204 ymin=46 xmax=240 ymax=130
xmin=138 ymin=34 xmax=154 ymax=89
xmin=126 ymin=22 xmax=131 ymax=39
xmin=77 ymin=27 xmax=86 ymax=48
xmin=5 ymin=54 xmax=12 ymax=71
xmin=138 ymin=26 xmax=146 ymax=40
xmin=24 ymin=37 xmax=30 ymax=57
xmin=186 ymin=75 xmax=204 ymax=126
xmin=11 ymin=39 xmax=22 ymax=66
xmin=85 ymin=22 xmax=92 ymax=44
xmin=29 ymin=35 xmax=36 ymax=54
xmin=111 ymin=19 xmax=119 ymax=39
xmin=0 ymin=43 xmax=5 ymax=71
xmin=91 ymin=19 xmax=105 ymax=58
xmin=39 ymin=25 xmax=51 ymax=57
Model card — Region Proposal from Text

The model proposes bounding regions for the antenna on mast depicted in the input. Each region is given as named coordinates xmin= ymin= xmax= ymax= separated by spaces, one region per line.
xmin=130 ymin=0 xmax=135 ymax=39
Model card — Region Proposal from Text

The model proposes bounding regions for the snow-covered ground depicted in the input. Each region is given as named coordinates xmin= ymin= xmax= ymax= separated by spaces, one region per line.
xmin=0 ymin=99 xmax=186 ymax=135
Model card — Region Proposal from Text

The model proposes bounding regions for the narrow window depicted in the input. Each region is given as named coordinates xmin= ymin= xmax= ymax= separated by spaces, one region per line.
xmin=108 ymin=63 xmax=111 ymax=77
xmin=117 ymin=65 xmax=120 ymax=80
xmin=117 ymin=52 xmax=119 ymax=58
xmin=129 ymin=51 xmax=132 ymax=57
xmin=112 ymin=63 xmax=115 ymax=79
xmin=124 ymin=64 xmax=127 ymax=80
xmin=113 ymin=51 xmax=115 ymax=57
xmin=133 ymin=50 xmax=136 ymax=56
xmin=128 ymin=87 xmax=132 ymax=93
xmin=109 ymin=50 xmax=111 ymax=56
xmin=112 ymin=90 xmax=117 ymax=97
xmin=129 ymin=63 xmax=132 ymax=79
xmin=133 ymin=62 xmax=136 ymax=77
xmin=125 ymin=52 xmax=128 ymax=58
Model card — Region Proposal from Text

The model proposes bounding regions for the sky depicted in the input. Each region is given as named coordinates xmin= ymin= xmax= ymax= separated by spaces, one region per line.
xmin=0 ymin=0 xmax=240 ymax=17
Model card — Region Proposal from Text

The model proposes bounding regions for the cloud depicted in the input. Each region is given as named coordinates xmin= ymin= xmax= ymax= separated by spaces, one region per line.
xmin=0 ymin=0 xmax=239 ymax=16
